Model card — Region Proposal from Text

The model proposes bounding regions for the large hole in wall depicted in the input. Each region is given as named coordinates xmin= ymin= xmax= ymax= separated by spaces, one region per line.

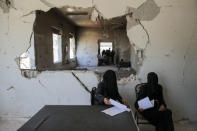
xmin=18 ymin=0 xmax=160 ymax=79
xmin=18 ymin=7 xmax=137 ymax=78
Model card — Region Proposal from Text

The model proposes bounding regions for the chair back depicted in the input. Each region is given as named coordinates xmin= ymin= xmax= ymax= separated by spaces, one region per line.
xmin=134 ymin=83 xmax=151 ymax=125
xmin=91 ymin=87 xmax=97 ymax=105
xmin=135 ymin=83 xmax=145 ymax=99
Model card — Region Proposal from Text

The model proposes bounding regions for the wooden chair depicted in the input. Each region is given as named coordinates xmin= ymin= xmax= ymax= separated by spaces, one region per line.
xmin=134 ymin=84 xmax=151 ymax=125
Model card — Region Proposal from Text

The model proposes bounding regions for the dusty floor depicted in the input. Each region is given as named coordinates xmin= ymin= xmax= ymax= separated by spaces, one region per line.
xmin=138 ymin=122 xmax=197 ymax=131
xmin=0 ymin=117 xmax=196 ymax=131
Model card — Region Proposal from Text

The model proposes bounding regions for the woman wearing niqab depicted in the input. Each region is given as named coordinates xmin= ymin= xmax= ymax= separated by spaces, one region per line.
xmin=135 ymin=72 xmax=174 ymax=131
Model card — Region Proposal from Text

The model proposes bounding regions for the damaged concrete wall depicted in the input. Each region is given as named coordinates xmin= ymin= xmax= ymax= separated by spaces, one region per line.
xmin=34 ymin=9 xmax=77 ymax=70
xmin=0 ymin=0 xmax=197 ymax=123
xmin=112 ymin=29 xmax=131 ymax=63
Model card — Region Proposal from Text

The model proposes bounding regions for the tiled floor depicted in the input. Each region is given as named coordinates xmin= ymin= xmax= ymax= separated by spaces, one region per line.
xmin=0 ymin=117 xmax=196 ymax=131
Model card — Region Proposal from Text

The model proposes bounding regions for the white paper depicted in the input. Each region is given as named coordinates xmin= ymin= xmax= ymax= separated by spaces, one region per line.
xmin=102 ymin=106 xmax=125 ymax=116
xmin=138 ymin=97 xmax=153 ymax=110
xmin=101 ymin=99 xmax=130 ymax=116
xmin=109 ymin=99 xmax=129 ymax=111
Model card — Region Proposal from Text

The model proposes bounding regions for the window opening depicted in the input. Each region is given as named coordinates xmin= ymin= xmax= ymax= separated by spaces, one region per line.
xmin=69 ymin=36 xmax=75 ymax=59
xmin=52 ymin=33 xmax=62 ymax=63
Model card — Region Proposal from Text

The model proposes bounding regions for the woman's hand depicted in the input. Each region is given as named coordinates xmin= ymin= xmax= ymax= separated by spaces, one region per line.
xmin=159 ymin=104 xmax=166 ymax=111
xmin=138 ymin=108 xmax=144 ymax=112
xmin=104 ymin=98 xmax=111 ymax=105
xmin=122 ymin=99 xmax=128 ymax=106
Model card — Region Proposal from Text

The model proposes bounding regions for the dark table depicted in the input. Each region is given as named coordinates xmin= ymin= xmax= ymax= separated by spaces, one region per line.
xmin=18 ymin=105 xmax=138 ymax=131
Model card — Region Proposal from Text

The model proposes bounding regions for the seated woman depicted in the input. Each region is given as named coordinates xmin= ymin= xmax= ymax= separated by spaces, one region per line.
xmin=135 ymin=72 xmax=174 ymax=131
xmin=94 ymin=70 xmax=127 ymax=105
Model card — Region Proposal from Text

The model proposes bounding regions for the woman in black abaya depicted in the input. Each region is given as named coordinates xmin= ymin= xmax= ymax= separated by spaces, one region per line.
xmin=135 ymin=72 xmax=174 ymax=131
xmin=94 ymin=70 xmax=127 ymax=105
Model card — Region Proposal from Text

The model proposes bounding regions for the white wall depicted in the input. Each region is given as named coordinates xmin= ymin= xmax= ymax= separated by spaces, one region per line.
xmin=0 ymin=0 xmax=197 ymax=122
xmin=130 ymin=0 xmax=197 ymax=121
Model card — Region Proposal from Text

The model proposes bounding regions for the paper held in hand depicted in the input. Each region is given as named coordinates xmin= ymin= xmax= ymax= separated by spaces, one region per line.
xmin=109 ymin=99 xmax=130 ymax=111
xmin=137 ymin=97 xmax=154 ymax=110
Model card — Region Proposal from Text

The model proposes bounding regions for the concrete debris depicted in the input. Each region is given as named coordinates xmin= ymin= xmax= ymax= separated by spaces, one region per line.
xmin=117 ymin=74 xmax=136 ymax=85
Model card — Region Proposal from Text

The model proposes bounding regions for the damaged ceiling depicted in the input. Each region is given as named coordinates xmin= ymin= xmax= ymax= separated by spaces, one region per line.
xmin=57 ymin=6 xmax=128 ymax=28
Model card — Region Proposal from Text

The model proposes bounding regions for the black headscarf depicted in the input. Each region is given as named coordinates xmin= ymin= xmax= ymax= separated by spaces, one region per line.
xmin=147 ymin=72 xmax=158 ymax=95
xmin=103 ymin=70 xmax=119 ymax=100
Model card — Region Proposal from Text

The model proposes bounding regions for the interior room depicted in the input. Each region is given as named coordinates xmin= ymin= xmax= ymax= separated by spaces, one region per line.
xmin=0 ymin=0 xmax=197 ymax=131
